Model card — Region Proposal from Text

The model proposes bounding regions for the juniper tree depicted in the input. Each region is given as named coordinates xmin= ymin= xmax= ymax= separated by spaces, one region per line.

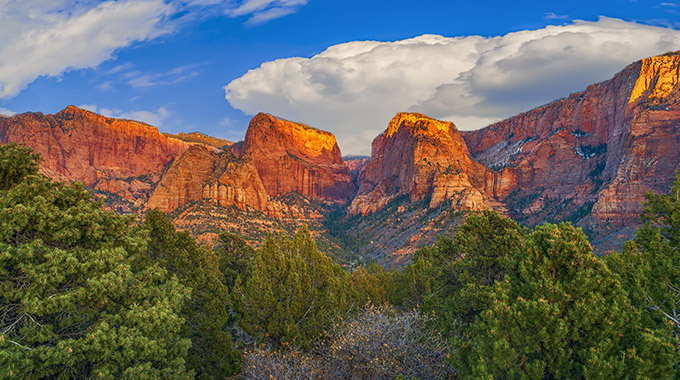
xmin=0 ymin=145 xmax=192 ymax=379
xmin=144 ymin=210 xmax=241 ymax=378
xmin=455 ymin=223 xmax=676 ymax=380
xmin=231 ymin=225 xmax=347 ymax=349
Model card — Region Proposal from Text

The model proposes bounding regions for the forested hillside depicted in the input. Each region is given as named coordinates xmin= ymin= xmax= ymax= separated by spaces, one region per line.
xmin=2 ymin=143 xmax=680 ymax=378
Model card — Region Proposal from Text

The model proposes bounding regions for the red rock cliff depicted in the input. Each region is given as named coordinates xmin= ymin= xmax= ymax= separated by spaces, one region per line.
xmin=147 ymin=144 xmax=321 ymax=219
xmin=462 ymin=51 xmax=680 ymax=238
xmin=349 ymin=113 xmax=514 ymax=216
xmin=239 ymin=113 xmax=355 ymax=202
xmin=147 ymin=145 xmax=268 ymax=213
xmin=0 ymin=106 xmax=189 ymax=186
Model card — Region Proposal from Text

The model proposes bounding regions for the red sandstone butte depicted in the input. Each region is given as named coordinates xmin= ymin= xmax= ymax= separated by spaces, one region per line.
xmin=238 ymin=113 xmax=355 ymax=202
xmin=349 ymin=112 xmax=514 ymax=216
xmin=0 ymin=106 xmax=189 ymax=186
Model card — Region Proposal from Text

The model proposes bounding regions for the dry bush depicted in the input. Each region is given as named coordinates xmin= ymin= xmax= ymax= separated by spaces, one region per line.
xmin=240 ymin=346 xmax=320 ymax=380
xmin=240 ymin=304 xmax=454 ymax=380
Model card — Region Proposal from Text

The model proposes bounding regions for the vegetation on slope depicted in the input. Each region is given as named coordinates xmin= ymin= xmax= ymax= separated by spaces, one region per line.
xmin=2 ymin=144 xmax=680 ymax=379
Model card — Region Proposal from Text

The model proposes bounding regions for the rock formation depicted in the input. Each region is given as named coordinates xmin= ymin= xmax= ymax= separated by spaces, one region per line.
xmin=3 ymin=51 xmax=680 ymax=261
xmin=462 ymin=51 xmax=680 ymax=245
xmin=0 ymin=106 xmax=189 ymax=187
xmin=349 ymin=113 xmax=514 ymax=216
xmin=239 ymin=113 xmax=355 ymax=202
xmin=147 ymin=145 xmax=272 ymax=214
xmin=163 ymin=132 xmax=233 ymax=149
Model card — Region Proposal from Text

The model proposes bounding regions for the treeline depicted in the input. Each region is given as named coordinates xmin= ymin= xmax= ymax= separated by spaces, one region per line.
xmin=1 ymin=142 xmax=679 ymax=379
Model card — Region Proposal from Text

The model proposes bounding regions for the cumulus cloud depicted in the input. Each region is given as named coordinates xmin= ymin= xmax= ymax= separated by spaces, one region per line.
xmin=79 ymin=104 xmax=172 ymax=127
xmin=0 ymin=0 xmax=175 ymax=99
xmin=225 ymin=17 xmax=680 ymax=155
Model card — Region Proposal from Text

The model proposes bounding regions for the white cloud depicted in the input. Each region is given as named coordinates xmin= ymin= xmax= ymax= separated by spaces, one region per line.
xmin=126 ymin=64 xmax=201 ymax=88
xmin=545 ymin=12 xmax=569 ymax=20
xmin=219 ymin=117 xmax=236 ymax=127
xmin=78 ymin=104 xmax=172 ymax=127
xmin=0 ymin=0 xmax=310 ymax=100
xmin=0 ymin=107 xmax=16 ymax=116
xmin=0 ymin=0 xmax=177 ymax=99
xmin=223 ymin=0 xmax=309 ymax=25
xmin=225 ymin=17 xmax=680 ymax=155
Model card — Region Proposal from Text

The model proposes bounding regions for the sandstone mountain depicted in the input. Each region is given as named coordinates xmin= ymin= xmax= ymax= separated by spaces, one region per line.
xmin=238 ymin=113 xmax=355 ymax=202
xmin=2 ymin=51 xmax=679 ymax=265
xmin=0 ymin=106 xmax=190 ymax=212
xmin=349 ymin=112 xmax=515 ymax=216
xmin=462 ymin=51 xmax=680 ymax=250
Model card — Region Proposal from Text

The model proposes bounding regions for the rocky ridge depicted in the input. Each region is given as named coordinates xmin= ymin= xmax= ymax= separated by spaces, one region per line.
xmin=0 ymin=106 xmax=191 ymax=212
xmin=239 ymin=113 xmax=355 ymax=202
xmin=462 ymin=51 xmax=680 ymax=248
xmin=1 ymin=51 xmax=680 ymax=264
xmin=349 ymin=112 xmax=514 ymax=216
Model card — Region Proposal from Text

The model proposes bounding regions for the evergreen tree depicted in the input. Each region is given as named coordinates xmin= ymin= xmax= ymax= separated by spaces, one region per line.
xmin=213 ymin=231 xmax=256 ymax=290
xmin=455 ymin=223 xmax=676 ymax=379
xmin=608 ymin=174 xmax=680 ymax=338
xmin=232 ymin=225 xmax=346 ymax=349
xmin=345 ymin=265 xmax=388 ymax=309
xmin=0 ymin=145 xmax=192 ymax=379
xmin=0 ymin=142 xmax=39 ymax=191
xmin=144 ymin=210 xmax=241 ymax=378
xmin=403 ymin=210 xmax=525 ymax=337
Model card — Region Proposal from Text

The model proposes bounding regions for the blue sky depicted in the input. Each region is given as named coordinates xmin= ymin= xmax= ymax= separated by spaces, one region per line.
xmin=1 ymin=0 xmax=680 ymax=155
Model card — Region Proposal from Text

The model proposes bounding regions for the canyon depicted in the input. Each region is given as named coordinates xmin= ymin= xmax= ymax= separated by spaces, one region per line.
xmin=1 ymin=51 xmax=679 ymax=265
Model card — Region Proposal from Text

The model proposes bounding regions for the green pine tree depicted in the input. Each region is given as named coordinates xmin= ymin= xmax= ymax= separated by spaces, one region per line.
xmin=455 ymin=223 xmax=676 ymax=380
xmin=144 ymin=210 xmax=241 ymax=378
xmin=213 ymin=231 xmax=256 ymax=290
xmin=232 ymin=225 xmax=346 ymax=350
xmin=0 ymin=145 xmax=192 ymax=379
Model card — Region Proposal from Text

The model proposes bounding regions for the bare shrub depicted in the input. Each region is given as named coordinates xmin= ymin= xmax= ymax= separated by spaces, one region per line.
xmin=239 ymin=304 xmax=454 ymax=380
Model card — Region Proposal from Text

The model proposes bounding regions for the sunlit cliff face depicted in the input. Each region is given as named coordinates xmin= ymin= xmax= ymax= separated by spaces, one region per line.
xmin=629 ymin=53 xmax=680 ymax=105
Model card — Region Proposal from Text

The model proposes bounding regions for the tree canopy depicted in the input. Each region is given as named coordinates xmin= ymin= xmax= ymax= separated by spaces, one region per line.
xmin=0 ymin=143 xmax=192 ymax=379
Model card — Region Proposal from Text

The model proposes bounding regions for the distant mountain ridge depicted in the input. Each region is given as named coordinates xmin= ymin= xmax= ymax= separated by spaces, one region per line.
xmin=1 ymin=51 xmax=679 ymax=264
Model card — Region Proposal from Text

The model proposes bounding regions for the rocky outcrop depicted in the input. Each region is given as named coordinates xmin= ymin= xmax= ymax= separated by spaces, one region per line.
xmin=239 ymin=113 xmax=355 ymax=202
xmin=163 ymin=132 xmax=233 ymax=149
xmin=462 ymin=51 xmax=680 ymax=243
xmin=349 ymin=113 xmax=513 ymax=216
xmin=147 ymin=145 xmax=269 ymax=212
xmin=147 ymin=144 xmax=322 ymax=219
xmin=0 ymin=106 xmax=190 ymax=187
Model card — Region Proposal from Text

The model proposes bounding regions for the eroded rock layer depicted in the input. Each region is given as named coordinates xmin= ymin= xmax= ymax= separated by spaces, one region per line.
xmin=462 ymin=52 xmax=680 ymax=245
xmin=0 ymin=106 xmax=189 ymax=187
xmin=349 ymin=113 xmax=514 ymax=216
xmin=240 ymin=113 xmax=355 ymax=202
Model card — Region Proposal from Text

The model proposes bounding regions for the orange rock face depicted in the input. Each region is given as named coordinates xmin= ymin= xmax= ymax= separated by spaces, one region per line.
xmin=0 ymin=106 xmax=189 ymax=187
xmin=349 ymin=113 xmax=512 ymax=216
xmin=462 ymin=52 xmax=680 ymax=245
xmin=240 ymin=113 xmax=355 ymax=202
xmin=147 ymin=145 xmax=272 ymax=214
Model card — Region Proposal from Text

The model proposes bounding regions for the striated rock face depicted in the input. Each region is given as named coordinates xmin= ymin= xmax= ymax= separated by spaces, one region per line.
xmin=240 ymin=113 xmax=355 ymax=202
xmin=3 ymin=51 xmax=680 ymax=262
xmin=349 ymin=113 xmax=513 ymax=216
xmin=147 ymin=144 xmax=323 ymax=220
xmin=147 ymin=145 xmax=269 ymax=213
xmin=0 ymin=106 xmax=190 ymax=187
xmin=462 ymin=51 xmax=680 ymax=246
xmin=163 ymin=132 xmax=233 ymax=149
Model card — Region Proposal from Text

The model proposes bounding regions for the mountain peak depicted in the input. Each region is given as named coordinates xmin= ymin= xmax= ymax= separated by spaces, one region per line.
xmin=242 ymin=113 xmax=355 ymax=201
xmin=629 ymin=53 xmax=680 ymax=105
xmin=385 ymin=112 xmax=455 ymax=138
